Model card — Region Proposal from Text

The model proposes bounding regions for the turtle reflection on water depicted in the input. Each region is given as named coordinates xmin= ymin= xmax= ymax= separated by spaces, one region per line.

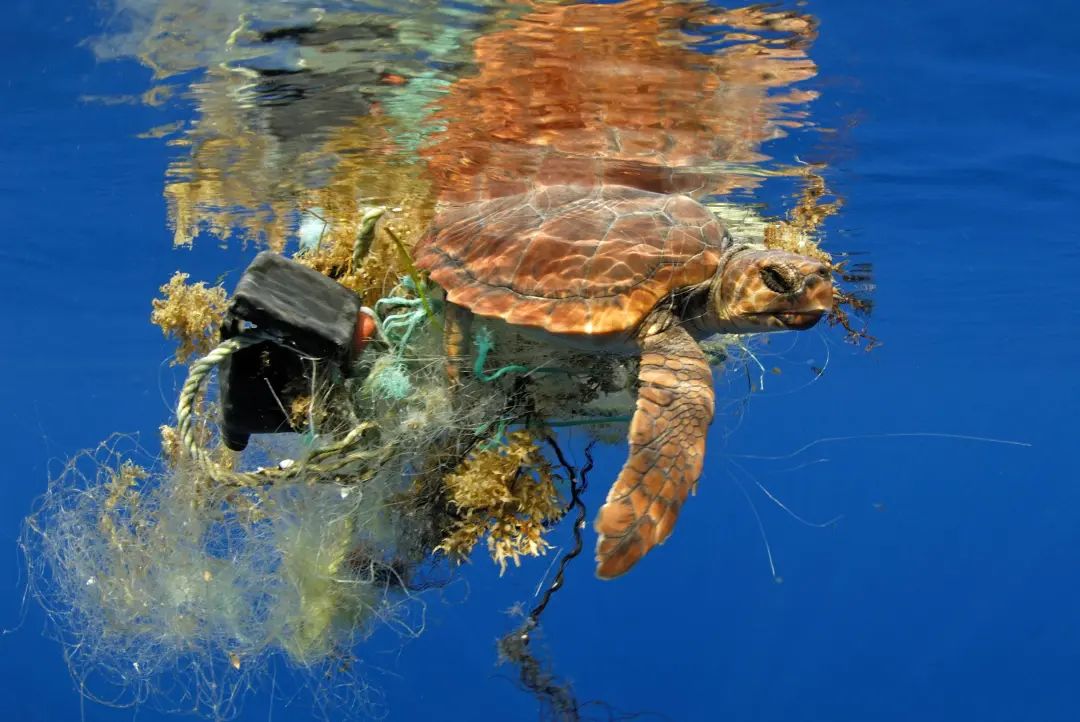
xmin=414 ymin=183 xmax=832 ymax=578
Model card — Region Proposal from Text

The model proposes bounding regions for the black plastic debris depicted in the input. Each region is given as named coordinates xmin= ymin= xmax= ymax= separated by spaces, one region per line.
xmin=220 ymin=251 xmax=364 ymax=451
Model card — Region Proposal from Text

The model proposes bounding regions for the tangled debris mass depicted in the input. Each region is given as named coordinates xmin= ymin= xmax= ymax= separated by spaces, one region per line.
xmin=24 ymin=185 xmax=853 ymax=719
xmin=23 ymin=3 xmax=876 ymax=719
xmin=22 ymin=204 xmax=649 ymax=717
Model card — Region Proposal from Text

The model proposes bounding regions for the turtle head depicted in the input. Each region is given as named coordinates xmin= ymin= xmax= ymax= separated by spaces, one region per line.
xmin=709 ymin=247 xmax=833 ymax=333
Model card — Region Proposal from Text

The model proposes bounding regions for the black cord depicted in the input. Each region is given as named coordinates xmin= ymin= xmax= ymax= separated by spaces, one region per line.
xmin=529 ymin=437 xmax=593 ymax=624
xmin=497 ymin=437 xmax=595 ymax=722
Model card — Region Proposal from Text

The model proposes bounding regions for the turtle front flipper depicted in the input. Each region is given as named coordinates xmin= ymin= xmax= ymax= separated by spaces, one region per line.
xmin=594 ymin=321 xmax=715 ymax=579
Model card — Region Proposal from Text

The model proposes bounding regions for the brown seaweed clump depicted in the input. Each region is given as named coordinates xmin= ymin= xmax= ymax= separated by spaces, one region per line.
xmin=150 ymin=272 xmax=229 ymax=364
xmin=763 ymin=169 xmax=838 ymax=265
xmin=437 ymin=431 xmax=565 ymax=573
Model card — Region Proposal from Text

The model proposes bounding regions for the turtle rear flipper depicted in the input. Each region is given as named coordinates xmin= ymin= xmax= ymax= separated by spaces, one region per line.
xmin=594 ymin=321 xmax=715 ymax=579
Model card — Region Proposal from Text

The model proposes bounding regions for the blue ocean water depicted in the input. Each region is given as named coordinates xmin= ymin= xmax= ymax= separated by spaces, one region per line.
xmin=1 ymin=1 xmax=1077 ymax=721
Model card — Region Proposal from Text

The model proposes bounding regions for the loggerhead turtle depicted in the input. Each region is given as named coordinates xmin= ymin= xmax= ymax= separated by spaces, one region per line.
xmin=414 ymin=183 xmax=833 ymax=579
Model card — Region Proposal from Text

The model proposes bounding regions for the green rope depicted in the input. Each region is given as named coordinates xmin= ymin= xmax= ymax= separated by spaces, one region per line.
xmin=374 ymin=295 xmax=423 ymax=316
xmin=371 ymin=277 xmax=443 ymax=359
xmin=472 ymin=327 xmax=572 ymax=383
xmin=376 ymin=306 xmax=428 ymax=358
xmin=383 ymin=226 xmax=438 ymax=325
xmin=473 ymin=418 xmax=512 ymax=449
xmin=475 ymin=361 xmax=538 ymax=382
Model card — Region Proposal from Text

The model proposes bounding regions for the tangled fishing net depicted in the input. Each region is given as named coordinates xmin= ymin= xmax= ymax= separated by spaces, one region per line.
xmin=21 ymin=161 xmax=863 ymax=721
xmin=20 ymin=205 xmax=646 ymax=719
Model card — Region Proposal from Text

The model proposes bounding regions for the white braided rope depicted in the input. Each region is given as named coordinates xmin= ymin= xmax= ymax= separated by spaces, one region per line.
xmin=175 ymin=331 xmax=385 ymax=487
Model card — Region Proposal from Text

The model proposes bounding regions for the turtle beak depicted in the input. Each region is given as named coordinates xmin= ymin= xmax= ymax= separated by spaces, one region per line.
xmin=773 ymin=309 xmax=826 ymax=330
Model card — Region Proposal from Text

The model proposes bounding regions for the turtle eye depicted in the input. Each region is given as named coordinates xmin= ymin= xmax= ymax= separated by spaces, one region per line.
xmin=760 ymin=264 xmax=798 ymax=294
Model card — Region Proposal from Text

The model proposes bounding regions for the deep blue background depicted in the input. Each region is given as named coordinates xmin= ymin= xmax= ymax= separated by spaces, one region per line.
xmin=2 ymin=1 xmax=1078 ymax=720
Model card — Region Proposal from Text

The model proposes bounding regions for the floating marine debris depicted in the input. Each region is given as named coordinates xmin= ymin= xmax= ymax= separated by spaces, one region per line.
xmin=24 ymin=2 xmax=871 ymax=721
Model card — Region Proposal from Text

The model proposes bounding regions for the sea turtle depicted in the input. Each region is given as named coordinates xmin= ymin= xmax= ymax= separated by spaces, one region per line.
xmin=413 ymin=183 xmax=833 ymax=578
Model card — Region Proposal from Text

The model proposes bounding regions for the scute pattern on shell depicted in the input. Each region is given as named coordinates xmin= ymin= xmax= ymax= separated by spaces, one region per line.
xmin=414 ymin=184 xmax=728 ymax=337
